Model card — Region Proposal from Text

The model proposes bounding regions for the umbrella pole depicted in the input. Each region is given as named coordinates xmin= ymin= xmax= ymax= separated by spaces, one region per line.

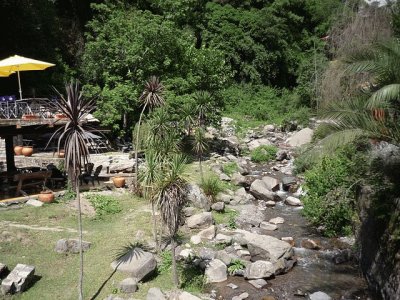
xmin=17 ymin=70 xmax=22 ymax=100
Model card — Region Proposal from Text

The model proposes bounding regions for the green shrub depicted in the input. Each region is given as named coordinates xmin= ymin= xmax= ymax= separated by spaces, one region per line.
xmin=250 ymin=145 xmax=278 ymax=163
xmin=302 ymin=146 xmax=366 ymax=237
xmin=158 ymin=250 xmax=172 ymax=274
xmin=227 ymin=259 xmax=246 ymax=275
xmin=179 ymin=263 xmax=205 ymax=293
xmin=222 ymin=162 xmax=238 ymax=176
xmin=86 ymin=194 xmax=122 ymax=217
xmin=200 ymin=175 xmax=225 ymax=202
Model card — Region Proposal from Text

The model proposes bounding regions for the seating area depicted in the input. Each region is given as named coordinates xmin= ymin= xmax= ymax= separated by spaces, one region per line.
xmin=0 ymin=96 xmax=59 ymax=119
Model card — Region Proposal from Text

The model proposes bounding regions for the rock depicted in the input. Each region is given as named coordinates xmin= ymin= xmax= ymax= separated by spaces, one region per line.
xmin=236 ymin=249 xmax=251 ymax=261
xmin=211 ymin=202 xmax=225 ymax=212
xmin=205 ymin=259 xmax=227 ymax=283
xmin=220 ymin=173 xmax=231 ymax=181
xmin=261 ymin=176 xmax=280 ymax=192
xmin=183 ymin=207 xmax=197 ymax=217
xmin=235 ymin=229 xmax=293 ymax=263
xmin=197 ymin=225 xmax=216 ymax=241
xmin=232 ymin=292 xmax=249 ymax=300
xmin=186 ymin=212 xmax=213 ymax=229
xmin=232 ymin=188 xmax=255 ymax=205
xmin=179 ymin=248 xmax=194 ymax=259
xmin=248 ymin=138 xmax=272 ymax=151
xmin=111 ymin=250 xmax=157 ymax=281
xmin=231 ymin=173 xmax=247 ymax=186
xmin=249 ymin=180 xmax=281 ymax=201
xmin=269 ymin=217 xmax=284 ymax=224
xmin=198 ymin=247 xmax=216 ymax=261
xmin=287 ymin=128 xmax=314 ymax=147
xmin=264 ymin=125 xmax=275 ymax=132
xmin=146 ymin=287 xmax=166 ymax=300
xmin=178 ymin=291 xmax=202 ymax=300
xmin=260 ymin=222 xmax=278 ymax=231
xmin=236 ymin=204 xmax=265 ymax=228
xmin=216 ymin=250 xmax=237 ymax=265
xmin=215 ymin=234 xmax=232 ymax=245
xmin=265 ymin=201 xmax=276 ymax=207
xmin=226 ymin=283 xmax=238 ymax=289
xmin=187 ymin=184 xmax=210 ymax=211
xmin=282 ymin=176 xmax=297 ymax=190
xmin=285 ymin=196 xmax=302 ymax=206
xmin=26 ymin=199 xmax=43 ymax=207
xmin=281 ymin=237 xmax=295 ymax=246
xmin=301 ymin=239 xmax=320 ymax=250
xmin=55 ymin=238 xmax=91 ymax=254
xmin=216 ymin=193 xmax=232 ymax=204
xmin=1 ymin=264 xmax=35 ymax=295
xmin=276 ymin=150 xmax=289 ymax=161
xmin=244 ymin=261 xmax=275 ymax=279
xmin=190 ymin=235 xmax=202 ymax=245
xmin=119 ymin=277 xmax=138 ymax=293
xmin=248 ymin=278 xmax=268 ymax=289
xmin=309 ymin=291 xmax=332 ymax=300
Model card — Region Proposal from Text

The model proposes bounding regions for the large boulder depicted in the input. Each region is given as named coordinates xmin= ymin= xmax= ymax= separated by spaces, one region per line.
xmin=309 ymin=291 xmax=332 ymax=300
xmin=146 ymin=287 xmax=166 ymax=300
xmin=231 ymin=173 xmax=247 ymax=187
xmin=178 ymin=291 xmax=202 ymax=300
xmin=205 ymin=259 xmax=227 ymax=283
xmin=244 ymin=260 xmax=275 ymax=279
xmin=186 ymin=212 xmax=213 ymax=229
xmin=261 ymin=176 xmax=280 ymax=192
xmin=286 ymin=128 xmax=313 ymax=147
xmin=232 ymin=188 xmax=255 ymax=205
xmin=234 ymin=229 xmax=293 ymax=263
xmin=211 ymin=202 xmax=225 ymax=212
xmin=1 ymin=264 xmax=35 ymax=295
xmin=119 ymin=277 xmax=138 ymax=293
xmin=250 ymin=180 xmax=281 ymax=201
xmin=55 ymin=238 xmax=91 ymax=254
xmin=187 ymin=184 xmax=210 ymax=211
xmin=248 ymin=138 xmax=272 ymax=151
xmin=196 ymin=225 xmax=216 ymax=241
xmin=285 ymin=196 xmax=302 ymax=206
xmin=236 ymin=204 xmax=265 ymax=228
xmin=111 ymin=250 xmax=157 ymax=281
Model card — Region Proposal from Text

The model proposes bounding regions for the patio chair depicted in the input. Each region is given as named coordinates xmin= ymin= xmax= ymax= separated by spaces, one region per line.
xmin=81 ymin=165 xmax=102 ymax=186
xmin=79 ymin=163 xmax=94 ymax=185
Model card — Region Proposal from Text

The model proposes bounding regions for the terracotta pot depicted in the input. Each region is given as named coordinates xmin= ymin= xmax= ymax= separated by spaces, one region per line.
xmin=22 ymin=114 xmax=39 ymax=120
xmin=54 ymin=113 xmax=68 ymax=120
xmin=14 ymin=145 xmax=23 ymax=156
xmin=58 ymin=150 xmax=65 ymax=158
xmin=22 ymin=146 xmax=33 ymax=157
xmin=38 ymin=190 xmax=55 ymax=203
xmin=112 ymin=176 xmax=126 ymax=188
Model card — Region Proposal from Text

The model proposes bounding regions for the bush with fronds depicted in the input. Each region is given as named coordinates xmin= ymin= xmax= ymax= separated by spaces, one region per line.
xmin=200 ymin=174 xmax=225 ymax=202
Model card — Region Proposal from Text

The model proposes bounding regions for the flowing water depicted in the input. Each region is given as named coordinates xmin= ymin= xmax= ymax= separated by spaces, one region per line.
xmin=209 ymin=164 xmax=377 ymax=300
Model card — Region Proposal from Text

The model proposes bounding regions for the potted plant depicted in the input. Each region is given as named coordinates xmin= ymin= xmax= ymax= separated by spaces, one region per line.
xmin=38 ymin=188 xmax=55 ymax=203
xmin=112 ymin=176 xmax=126 ymax=188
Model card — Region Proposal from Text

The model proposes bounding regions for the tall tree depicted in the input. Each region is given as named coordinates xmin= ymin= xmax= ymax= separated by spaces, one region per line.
xmin=192 ymin=127 xmax=208 ymax=182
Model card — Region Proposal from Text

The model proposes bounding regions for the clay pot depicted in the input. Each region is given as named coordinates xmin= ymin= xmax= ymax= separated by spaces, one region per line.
xmin=112 ymin=176 xmax=126 ymax=188
xmin=58 ymin=150 xmax=65 ymax=158
xmin=22 ymin=114 xmax=39 ymax=120
xmin=14 ymin=145 xmax=23 ymax=156
xmin=38 ymin=190 xmax=55 ymax=203
xmin=54 ymin=113 xmax=68 ymax=120
xmin=22 ymin=146 xmax=33 ymax=157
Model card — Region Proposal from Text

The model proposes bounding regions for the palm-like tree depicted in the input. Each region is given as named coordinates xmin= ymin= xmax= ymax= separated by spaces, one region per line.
xmin=181 ymin=101 xmax=195 ymax=136
xmin=134 ymin=76 xmax=165 ymax=187
xmin=155 ymin=154 xmax=188 ymax=287
xmin=49 ymin=82 xmax=95 ymax=300
xmin=193 ymin=91 xmax=213 ymax=127
xmin=193 ymin=127 xmax=208 ymax=182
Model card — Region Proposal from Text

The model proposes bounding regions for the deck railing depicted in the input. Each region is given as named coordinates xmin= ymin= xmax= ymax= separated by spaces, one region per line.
xmin=0 ymin=97 xmax=59 ymax=119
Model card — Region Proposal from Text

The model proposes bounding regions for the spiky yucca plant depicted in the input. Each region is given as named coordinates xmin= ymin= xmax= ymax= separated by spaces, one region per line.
xmin=193 ymin=127 xmax=208 ymax=181
xmin=134 ymin=76 xmax=165 ymax=187
xmin=49 ymin=82 xmax=96 ymax=300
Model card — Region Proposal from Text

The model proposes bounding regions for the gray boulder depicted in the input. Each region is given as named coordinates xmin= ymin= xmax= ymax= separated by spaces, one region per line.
xmin=197 ymin=225 xmax=216 ymax=241
xmin=236 ymin=204 xmax=265 ymax=228
xmin=248 ymin=279 xmax=268 ymax=289
xmin=205 ymin=259 xmax=227 ymax=283
xmin=309 ymin=291 xmax=332 ymax=300
xmin=248 ymin=138 xmax=272 ymax=151
xmin=231 ymin=173 xmax=247 ymax=186
xmin=261 ymin=176 xmax=280 ymax=191
xmin=216 ymin=250 xmax=237 ymax=266
xmin=211 ymin=202 xmax=225 ymax=212
xmin=286 ymin=128 xmax=313 ymax=147
xmin=244 ymin=261 xmax=275 ymax=279
xmin=111 ymin=250 xmax=157 ymax=281
xmin=119 ymin=277 xmax=138 ymax=293
xmin=250 ymin=180 xmax=281 ymax=201
xmin=285 ymin=196 xmax=302 ymax=206
xmin=55 ymin=238 xmax=91 ymax=254
xmin=178 ymin=291 xmax=202 ymax=300
xmin=198 ymin=247 xmax=216 ymax=261
xmin=1 ymin=264 xmax=35 ymax=295
xmin=186 ymin=212 xmax=213 ymax=229
xmin=215 ymin=234 xmax=232 ymax=245
xmin=26 ymin=199 xmax=43 ymax=207
xmin=232 ymin=188 xmax=255 ymax=205
xmin=182 ymin=207 xmax=197 ymax=217
xmin=260 ymin=222 xmax=278 ymax=231
xmin=187 ymin=184 xmax=210 ymax=211
xmin=216 ymin=192 xmax=232 ymax=204
xmin=146 ymin=287 xmax=166 ymax=300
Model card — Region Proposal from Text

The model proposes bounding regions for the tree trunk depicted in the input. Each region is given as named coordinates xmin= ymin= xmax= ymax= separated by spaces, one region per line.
xmin=199 ymin=154 xmax=203 ymax=183
xmin=171 ymin=238 xmax=179 ymax=288
xmin=151 ymin=201 xmax=159 ymax=252
xmin=134 ymin=103 xmax=148 ymax=187
xmin=75 ymin=176 xmax=84 ymax=300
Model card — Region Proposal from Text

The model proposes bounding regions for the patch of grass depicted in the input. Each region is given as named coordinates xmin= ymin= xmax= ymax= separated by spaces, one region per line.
xmin=179 ymin=262 xmax=206 ymax=294
xmin=227 ymin=259 xmax=246 ymax=275
xmin=212 ymin=209 xmax=238 ymax=228
xmin=158 ymin=250 xmax=173 ymax=274
xmin=200 ymin=174 xmax=226 ymax=202
xmin=86 ymin=193 xmax=122 ymax=218
xmin=222 ymin=162 xmax=238 ymax=176
xmin=250 ymin=145 xmax=278 ymax=163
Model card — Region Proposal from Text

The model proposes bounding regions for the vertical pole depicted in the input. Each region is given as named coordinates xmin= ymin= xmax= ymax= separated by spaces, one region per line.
xmin=17 ymin=70 xmax=22 ymax=100
xmin=5 ymin=135 xmax=16 ymax=174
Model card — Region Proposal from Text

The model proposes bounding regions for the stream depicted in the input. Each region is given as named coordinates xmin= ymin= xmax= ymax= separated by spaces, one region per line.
xmin=209 ymin=162 xmax=376 ymax=300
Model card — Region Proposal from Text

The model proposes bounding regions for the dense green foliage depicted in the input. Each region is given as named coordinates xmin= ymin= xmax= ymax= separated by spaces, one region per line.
xmin=302 ymin=146 xmax=366 ymax=236
xmin=86 ymin=194 xmax=122 ymax=217
xmin=200 ymin=174 xmax=226 ymax=202
xmin=222 ymin=162 xmax=239 ymax=176
xmin=250 ymin=145 xmax=278 ymax=163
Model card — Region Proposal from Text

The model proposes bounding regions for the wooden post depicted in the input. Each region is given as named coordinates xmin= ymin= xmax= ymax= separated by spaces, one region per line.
xmin=5 ymin=135 xmax=16 ymax=174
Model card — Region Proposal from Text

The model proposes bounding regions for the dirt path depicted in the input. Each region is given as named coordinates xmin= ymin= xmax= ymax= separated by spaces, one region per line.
xmin=0 ymin=221 xmax=87 ymax=233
